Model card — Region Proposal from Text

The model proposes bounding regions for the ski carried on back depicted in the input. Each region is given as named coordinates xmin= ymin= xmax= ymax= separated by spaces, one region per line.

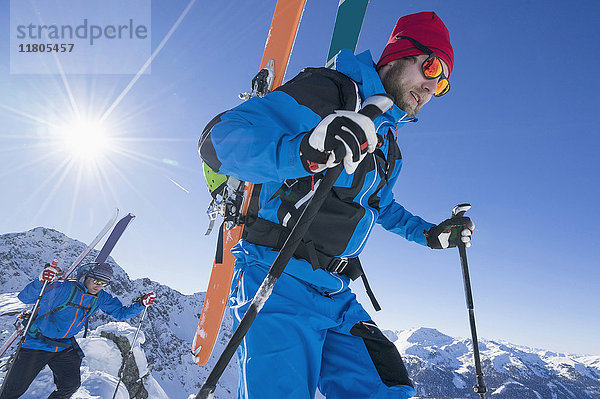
xmin=93 ymin=213 xmax=135 ymax=264
xmin=192 ymin=0 xmax=307 ymax=367
xmin=326 ymin=0 xmax=370 ymax=68
xmin=60 ymin=208 xmax=119 ymax=280
xmin=0 ymin=312 xmax=30 ymax=360
xmin=0 ymin=329 xmax=21 ymax=361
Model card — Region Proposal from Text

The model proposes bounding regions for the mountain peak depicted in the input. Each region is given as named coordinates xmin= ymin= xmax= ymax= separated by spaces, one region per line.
xmin=401 ymin=327 xmax=454 ymax=347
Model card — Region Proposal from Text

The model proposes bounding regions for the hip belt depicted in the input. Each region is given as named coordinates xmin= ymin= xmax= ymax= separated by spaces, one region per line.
xmin=243 ymin=217 xmax=381 ymax=311
xmin=31 ymin=331 xmax=85 ymax=358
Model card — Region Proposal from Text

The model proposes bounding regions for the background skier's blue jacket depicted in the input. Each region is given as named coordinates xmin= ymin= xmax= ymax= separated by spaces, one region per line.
xmin=200 ymin=49 xmax=434 ymax=287
xmin=18 ymin=278 xmax=143 ymax=352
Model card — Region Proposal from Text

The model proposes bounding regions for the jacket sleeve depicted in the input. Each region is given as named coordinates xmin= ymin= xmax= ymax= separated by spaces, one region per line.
xmin=198 ymin=68 xmax=357 ymax=184
xmin=97 ymin=292 xmax=144 ymax=321
xmin=17 ymin=279 xmax=45 ymax=304
xmin=376 ymin=165 xmax=434 ymax=246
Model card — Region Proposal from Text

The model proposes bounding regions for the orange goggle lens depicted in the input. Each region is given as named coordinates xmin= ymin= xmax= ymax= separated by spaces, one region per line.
xmin=435 ymin=79 xmax=450 ymax=97
xmin=422 ymin=56 xmax=450 ymax=97
xmin=92 ymin=279 xmax=108 ymax=286
xmin=422 ymin=56 xmax=443 ymax=79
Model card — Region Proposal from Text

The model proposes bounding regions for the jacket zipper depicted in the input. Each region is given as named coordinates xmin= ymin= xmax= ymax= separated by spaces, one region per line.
xmin=344 ymin=121 xmax=396 ymax=257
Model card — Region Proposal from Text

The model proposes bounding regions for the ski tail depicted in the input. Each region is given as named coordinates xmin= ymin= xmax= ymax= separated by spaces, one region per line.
xmin=326 ymin=0 xmax=370 ymax=68
xmin=191 ymin=0 xmax=307 ymax=368
xmin=60 ymin=208 xmax=119 ymax=280
xmin=0 ymin=326 xmax=24 ymax=359
xmin=260 ymin=0 xmax=306 ymax=88
xmin=94 ymin=213 xmax=135 ymax=264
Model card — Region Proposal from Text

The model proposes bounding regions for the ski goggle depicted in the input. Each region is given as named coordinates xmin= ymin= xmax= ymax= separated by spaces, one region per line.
xmin=92 ymin=279 xmax=108 ymax=287
xmin=395 ymin=35 xmax=450 ymax=97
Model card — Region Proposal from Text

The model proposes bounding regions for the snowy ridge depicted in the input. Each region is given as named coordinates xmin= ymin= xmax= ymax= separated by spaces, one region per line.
xmin=2 ymin=228 xmax=600 ymax=398
xmin=388 ymin=327 xmax=600 ymax=398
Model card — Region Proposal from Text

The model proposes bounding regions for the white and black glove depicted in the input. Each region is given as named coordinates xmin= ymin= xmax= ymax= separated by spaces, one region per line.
xmin=39 ymin=262 xmax=61 ymax=283
xmin=300 ymin=110 xmax=378 ymax=174
xmin=425 ymin=216 xmax=474 ymax=249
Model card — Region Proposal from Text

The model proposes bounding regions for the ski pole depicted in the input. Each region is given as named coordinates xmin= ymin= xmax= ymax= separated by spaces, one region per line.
xmin=196 ymin=94 xmax=394 ymax=399
xmin=111 ymin=305 xmax=148 ymax=399
xmin=0 ymin=260 xmax=56 ymax=395
xmin=452 ymin=204 xmax=487 ymax=398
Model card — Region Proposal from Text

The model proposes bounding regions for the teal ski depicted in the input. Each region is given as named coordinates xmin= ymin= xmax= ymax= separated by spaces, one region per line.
xmin=326 ymin=0 xmax=370 ymax=68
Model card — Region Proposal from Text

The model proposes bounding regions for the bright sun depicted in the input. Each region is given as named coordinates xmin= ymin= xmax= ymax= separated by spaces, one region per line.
xmin=55 ymin=118 xmax=111 ymax=160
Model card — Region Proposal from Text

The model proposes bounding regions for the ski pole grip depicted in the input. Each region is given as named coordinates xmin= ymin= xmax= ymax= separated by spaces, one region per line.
xmin=358 ymin=94 xmax=394 ymax=121
xmin=452 ymin=203 xmax=472 ymax=218
xmin=318 ymin=93 xmax=393 ymax=206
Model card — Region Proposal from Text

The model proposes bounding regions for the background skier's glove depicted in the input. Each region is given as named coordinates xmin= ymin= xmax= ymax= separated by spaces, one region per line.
xmin=300 ymin=110 xmax=377 ymax=174
xmin=139 ymin=292 xmax=156 ymax=306
xmin=39 ymin=263 xmax=61 ymax=283
xmin=425 ymin=216 xmax=474 ymax=249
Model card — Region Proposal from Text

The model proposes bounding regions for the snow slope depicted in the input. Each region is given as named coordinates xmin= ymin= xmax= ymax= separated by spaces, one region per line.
xmin=2 ymin=227 xmax=599 ymax=398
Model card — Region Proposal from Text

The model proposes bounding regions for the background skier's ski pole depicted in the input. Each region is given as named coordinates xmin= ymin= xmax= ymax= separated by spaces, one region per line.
xmin=0 ymin=260 xmax=56 ymax=395
xmin=112 ymin=305 xmax=148 ymax=399
xmin=453 ymin=204 xmax=487 ymax=398
xmin=195 ymin=94 xmax=394 ymax=399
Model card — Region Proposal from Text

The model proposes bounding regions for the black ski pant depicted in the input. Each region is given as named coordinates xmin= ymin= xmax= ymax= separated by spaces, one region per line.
xmin=0 ymin=347 xmax=81 ymax=399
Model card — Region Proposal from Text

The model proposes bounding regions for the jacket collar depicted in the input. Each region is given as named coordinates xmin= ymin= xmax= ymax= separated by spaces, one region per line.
xmin=75 ymin=280 xmax=98 ymax=296
xmin=333 ymin=49 xmax=412 ymax=127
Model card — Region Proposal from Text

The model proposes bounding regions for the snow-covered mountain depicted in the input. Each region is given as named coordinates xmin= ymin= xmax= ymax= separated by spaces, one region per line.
xmin=0 ymin=227 xmax=237 ymax=399
xmin=1 ymin=227 xmax=599 ymax=398
xmin=387 ymin=327 xmax=600 ymax=398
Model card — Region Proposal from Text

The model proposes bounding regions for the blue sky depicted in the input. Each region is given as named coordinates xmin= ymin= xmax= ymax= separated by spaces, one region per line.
xmin=1 ymin=0 xmax=599 ymax=356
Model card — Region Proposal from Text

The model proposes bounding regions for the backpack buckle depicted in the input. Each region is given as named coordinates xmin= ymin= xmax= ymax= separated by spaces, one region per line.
xmin=326 ymin=257 xmax=348 ymax=275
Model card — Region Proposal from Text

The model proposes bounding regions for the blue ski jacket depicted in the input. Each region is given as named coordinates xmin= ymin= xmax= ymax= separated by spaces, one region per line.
xmin=18 ymin=278 xmax=144 ymax=352
xmin=199 ymin=49 xmax=434 ymax=289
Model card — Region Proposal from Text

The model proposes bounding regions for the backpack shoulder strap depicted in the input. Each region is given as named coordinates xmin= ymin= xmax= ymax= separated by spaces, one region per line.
xmin=83 ymin=294 xmax=101 ymax=338
xmin=34 ymin=282 xmax=79 ymax=321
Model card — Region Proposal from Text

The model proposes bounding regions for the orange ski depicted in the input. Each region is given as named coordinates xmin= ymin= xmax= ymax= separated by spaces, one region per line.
xmin=192 ymin=0 xmax=307 ymax=367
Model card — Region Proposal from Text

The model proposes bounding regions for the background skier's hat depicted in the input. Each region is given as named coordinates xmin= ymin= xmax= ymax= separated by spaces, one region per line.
xmin=376 ymin=11 xmax=454 ymax=76
xmin=79 ymin=262 xmax=113 ymax=283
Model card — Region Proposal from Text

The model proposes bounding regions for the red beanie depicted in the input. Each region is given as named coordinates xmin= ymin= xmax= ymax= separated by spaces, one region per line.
xmin=376 ymin=11 xmax=454 ymax=76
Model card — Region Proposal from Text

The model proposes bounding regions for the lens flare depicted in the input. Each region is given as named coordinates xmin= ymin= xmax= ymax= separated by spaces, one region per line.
xmin=55 ymin=118 xmax=110 ymax=160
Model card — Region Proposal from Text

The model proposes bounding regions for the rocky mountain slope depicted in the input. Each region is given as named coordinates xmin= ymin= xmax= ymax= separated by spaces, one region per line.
xmin=1 ymin=227 xmax=599 ymax=398
xmin=0 ymin=227 xmax=237 ymax=399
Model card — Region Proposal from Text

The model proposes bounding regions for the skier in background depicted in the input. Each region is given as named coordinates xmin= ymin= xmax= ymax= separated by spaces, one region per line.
xmin=0 ymin=262 xmax=156 ymax=399
xmin=199 ymin=11 xmax=473 ymax=399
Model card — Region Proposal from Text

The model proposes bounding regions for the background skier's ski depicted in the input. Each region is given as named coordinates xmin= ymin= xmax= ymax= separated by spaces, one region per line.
xmin=94 ymin=213 xmax=135 ymax=264
xmin=192 ymin=0 xmax=307 ymax=367
xmin=60 ymin=208 xmax=119 ymax=280
xmin=0 ymin=325 xmax=24 ymax=360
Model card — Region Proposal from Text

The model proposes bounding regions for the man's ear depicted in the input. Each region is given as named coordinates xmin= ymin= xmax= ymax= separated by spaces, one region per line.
xmin=377 ymin=62 xmax=393 ymax=80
